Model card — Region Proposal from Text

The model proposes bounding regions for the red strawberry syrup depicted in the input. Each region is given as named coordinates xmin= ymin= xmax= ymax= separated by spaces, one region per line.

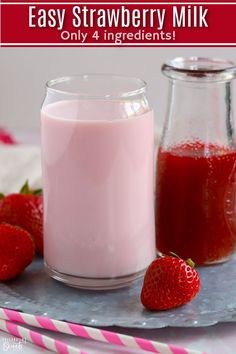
xmin=156 ymin=142 xmax=236 ymax=265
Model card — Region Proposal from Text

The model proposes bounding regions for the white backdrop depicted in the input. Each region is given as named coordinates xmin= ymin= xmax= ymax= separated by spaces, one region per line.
xmin=0 ymin=47 xmax=236 ymax=132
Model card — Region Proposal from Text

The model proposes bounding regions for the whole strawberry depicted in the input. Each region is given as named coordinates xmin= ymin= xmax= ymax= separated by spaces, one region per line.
xmin=0 ymin=181 xmax=43 ymax=255
xmin=0 ymin=128 xmax=16 ymax=145
xmin=0 ymin=223 xmax=35 ymax=280
xmin=141 ymin=255 xmax=200 ymax=310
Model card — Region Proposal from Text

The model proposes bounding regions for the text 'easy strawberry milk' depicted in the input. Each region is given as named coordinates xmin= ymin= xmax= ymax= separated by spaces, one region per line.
xmin=41 ymin=76 xmax=156 ymax=289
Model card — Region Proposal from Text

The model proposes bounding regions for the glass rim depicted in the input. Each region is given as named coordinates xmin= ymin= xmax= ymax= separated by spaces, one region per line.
xmin=46 ymin=74 xmax=147 ymax=99
xmin=162 ymin=57 xmax=236 ymax=82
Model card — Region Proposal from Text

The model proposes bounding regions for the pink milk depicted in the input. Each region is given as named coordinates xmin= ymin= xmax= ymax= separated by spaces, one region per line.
xmin=41 ymin=100 xmax=156 ymax=280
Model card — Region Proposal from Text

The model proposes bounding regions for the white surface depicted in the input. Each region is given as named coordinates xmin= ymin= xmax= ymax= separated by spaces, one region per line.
xmin=1 ymin=48 xmax=236 ymax=132
xmin=0 ymin=145 xmax=41 ymax=194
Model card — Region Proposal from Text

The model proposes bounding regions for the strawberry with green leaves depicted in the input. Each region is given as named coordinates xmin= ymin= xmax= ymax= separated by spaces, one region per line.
xmin=141 ymin=254 xmax=200 ymax=310
xmin=0 ymin=181 xmax=43 ymax=255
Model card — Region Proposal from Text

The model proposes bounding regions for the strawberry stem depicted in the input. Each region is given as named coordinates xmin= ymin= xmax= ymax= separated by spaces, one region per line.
xmin=169 ymin=252 xmax=180 ymax=259
xmin=0 ymin=193 xmax=4 ymax=199
xmin=186 ymin=258 xmax=195 ymax=268
xmin=169 ymin=252 xmax=195 ymax=268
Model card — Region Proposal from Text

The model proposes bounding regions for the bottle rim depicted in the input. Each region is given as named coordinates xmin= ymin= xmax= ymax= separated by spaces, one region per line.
xmin=162 ymin=57 xmax=236 ymax=82
xmin=46 ymin=74 xmax=147 ymax=99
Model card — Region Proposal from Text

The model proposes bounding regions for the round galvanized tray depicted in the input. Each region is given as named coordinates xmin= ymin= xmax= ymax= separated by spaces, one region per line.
xmin=0 ymin=255 xmax=235 ymax=328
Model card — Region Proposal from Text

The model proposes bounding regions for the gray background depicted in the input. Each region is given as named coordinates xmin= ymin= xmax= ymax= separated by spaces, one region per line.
xmin=0 ymin=47 xmax=236 ymax=132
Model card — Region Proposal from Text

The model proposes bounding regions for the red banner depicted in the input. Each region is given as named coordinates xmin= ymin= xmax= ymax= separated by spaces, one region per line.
xmin=1 ymin=2 xmax=236 ymax=46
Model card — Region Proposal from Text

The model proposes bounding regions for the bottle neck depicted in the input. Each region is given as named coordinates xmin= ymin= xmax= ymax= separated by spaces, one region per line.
xmin=161 ymin=79 xmax=235 ymax=149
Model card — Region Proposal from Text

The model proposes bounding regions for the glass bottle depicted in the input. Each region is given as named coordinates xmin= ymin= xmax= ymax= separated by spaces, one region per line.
xmin=156 ymin=57 xmax=236 ymax=265
xmin=41 ymin=74 xmax=156 ymax=289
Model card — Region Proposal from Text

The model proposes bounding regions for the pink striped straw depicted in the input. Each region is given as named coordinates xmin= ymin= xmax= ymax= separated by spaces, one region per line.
xmin=0 ymin=318 xmax=88 ymax=354
xmin=0 ymin=307 xmax=207 ymax=354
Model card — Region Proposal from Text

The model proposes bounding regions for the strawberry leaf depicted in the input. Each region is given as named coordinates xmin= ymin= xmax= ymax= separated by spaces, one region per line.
xmin=19 ymin=180 xmax=42 ymax=196
xmin=0 ymin=193 xmax=4 ymax=199
xmin=20 ymin=180 xmax=31 ymax=195
xmin=33 ymin=189 xmax=42 ymax=196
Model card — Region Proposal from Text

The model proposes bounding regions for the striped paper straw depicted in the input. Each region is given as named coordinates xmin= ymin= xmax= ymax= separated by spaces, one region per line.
xmin=0 ymin=318 xmax=88 ymax=354
xmin=0 ymin=307 xmax=206 ymax=354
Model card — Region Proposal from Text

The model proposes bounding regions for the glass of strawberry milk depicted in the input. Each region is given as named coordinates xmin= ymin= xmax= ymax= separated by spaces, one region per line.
xmin=41 ymin=75 xmax=156 ymax=289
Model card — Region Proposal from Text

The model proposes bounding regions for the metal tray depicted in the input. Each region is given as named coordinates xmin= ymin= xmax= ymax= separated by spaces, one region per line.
xmin=1 ymin=255 xmax=236 ymax=329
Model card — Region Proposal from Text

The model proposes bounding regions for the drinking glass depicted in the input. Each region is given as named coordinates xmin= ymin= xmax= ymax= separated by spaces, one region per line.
xmin=41 ymin=74 xmax=156 ymax=289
